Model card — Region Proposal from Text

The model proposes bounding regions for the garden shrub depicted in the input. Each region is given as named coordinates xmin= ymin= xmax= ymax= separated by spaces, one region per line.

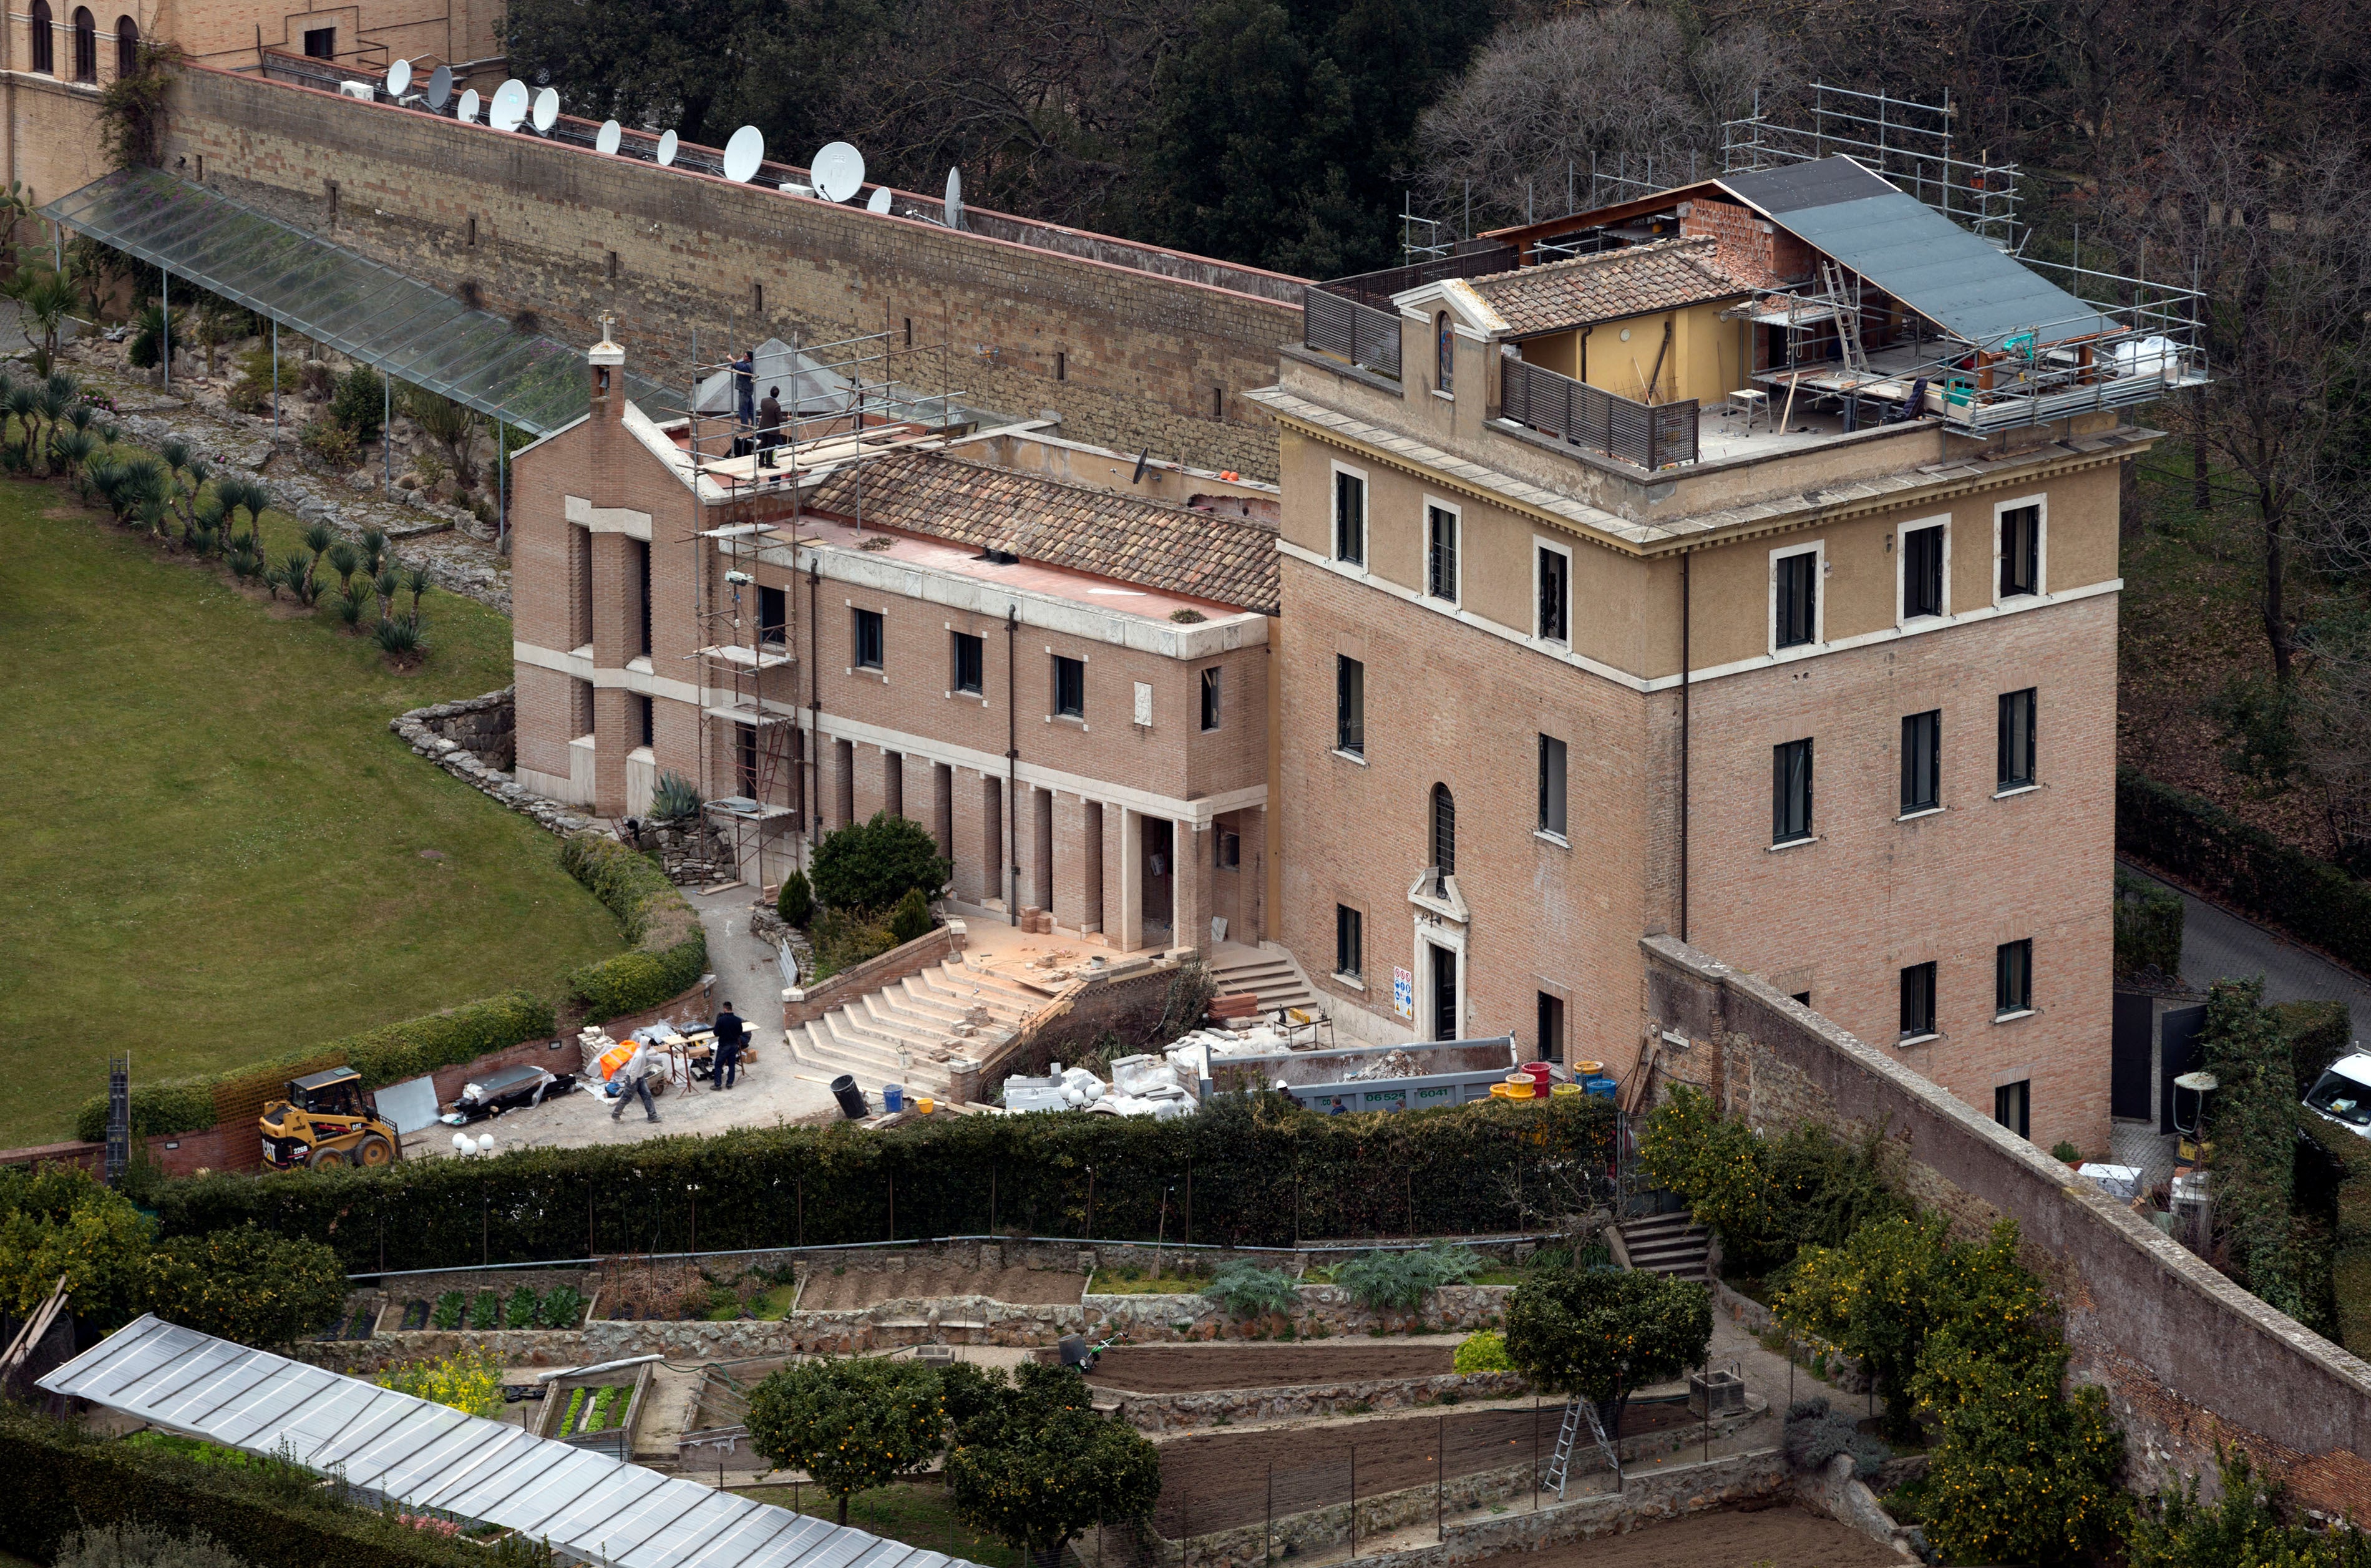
xmin=2127 ymin=1446 xmax=2371 ymax=1567
xmin=776 ymin=869 xmax=812 ymax=928
xmin=328 ymin=364 xmax=387 ymax=445
xmin=144 ymin=1225 xmax=348 ymax=1348
xmin=1638 ymin=1086 xmax=1903 ymax=1275
xmin=1502 ymin=1264 xmax=1710 ymax=1434
xmin=2115 ymin=869 xmax=2186 ymax=978
xmin=889 ymin=886 xmax=933 ymax=945
xmin=558 ymin=832 xmax=706 ymax=1021
xmin=944 ymin=1363 xmax=1161 ymax=1558
xmin=806 ymin=906 xmax=896 ymax=983
xmin=74 ymin=1079 xmax=218 ymax=1142
xmin=1452 ymin=1329 xmax=1512 ymax=1374
xmin=1333 ymin=1244 xmax=1484 ymax=1311
xmin=374 ymin=1350 xmax=504 ymax=1418
xmin=2201 ymin=978 xmax=2312 ymax=1322
xmin=2277 ymin=998 xmax=2355 ymax=1099
xmin=1206 ymin=1260 xmax=1300 ymax=1317
xmin=1781 ymin=1395 xmax=1887 ymax=1479
xmin=54 ymin=1519 xmax=253 ymax=1568
xmin=809 ymin=811 xmax=951 ymax=914
xmin=745 ymin=1357 xmax=945 ymax=1524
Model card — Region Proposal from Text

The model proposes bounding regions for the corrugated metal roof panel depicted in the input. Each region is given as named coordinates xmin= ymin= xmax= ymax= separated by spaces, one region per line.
xmin=38 ymin=1320 xmax=991 ymax=1568
xmin=1718 ymin=158 xmax=1896 ymax=215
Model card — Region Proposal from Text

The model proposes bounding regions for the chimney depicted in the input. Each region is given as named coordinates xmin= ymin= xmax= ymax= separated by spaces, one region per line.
xmin=589 ymin=313 xmax=625 ymax=422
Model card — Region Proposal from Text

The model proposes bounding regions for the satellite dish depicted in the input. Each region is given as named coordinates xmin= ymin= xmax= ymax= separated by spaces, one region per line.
xmin=531 ymin=87 xmax=559 ymax=133
xmin=656 ymin=129 xmax=678 ymax=165
xmin=596 ymin=119 xmax=621 ymax=155
xmin=811 ymin=141 xmax=865 ymax=203
xmin=865 ymin=185 xmax=893 ymax=215
xmin=457 ymin=87 xmax=480 ymax=124
xmin=489 ymin=79 xmax=528 ymax=132
xmin=723 ymin=125 xmax=764 ymax=184
xmin=387 ymin=59 xmax=412 ymax=97
xmin=945 ymin=165 xmax=964 ymax=231
xmin=427 ymin=64 xmax=452 ymax=110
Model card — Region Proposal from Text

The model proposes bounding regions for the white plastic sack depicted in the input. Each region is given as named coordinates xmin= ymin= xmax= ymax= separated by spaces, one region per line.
xmin=1111 ymin=1053 xmax=1183 ymax=1098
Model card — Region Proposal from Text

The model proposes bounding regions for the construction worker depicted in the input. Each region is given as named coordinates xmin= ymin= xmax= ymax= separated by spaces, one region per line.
xmin=609 ymin=1040 xmax=661 ymax=1124
xmin=756 ymin=386 xmax=784 ymax=468
xmin=732 ymin=348 xmax=756 ymax=428
xmin=710 ymin=1003 xmax=747 ymax=1090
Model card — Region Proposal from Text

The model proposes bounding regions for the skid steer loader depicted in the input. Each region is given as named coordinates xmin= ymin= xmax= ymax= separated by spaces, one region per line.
xmin=260 ymin=1067 xmax=401 ymax=1169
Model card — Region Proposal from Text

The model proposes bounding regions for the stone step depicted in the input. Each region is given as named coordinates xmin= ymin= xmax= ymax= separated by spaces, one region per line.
xmin=791 ymin=1018 xmax=955 ymax=1094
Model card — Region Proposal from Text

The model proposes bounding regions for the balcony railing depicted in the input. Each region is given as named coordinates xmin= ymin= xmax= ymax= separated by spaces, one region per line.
xmin=1302 ymin=286 xmax=1403 ymax=380
xmin=1501 ymin=356 xmax=1698 ymax=470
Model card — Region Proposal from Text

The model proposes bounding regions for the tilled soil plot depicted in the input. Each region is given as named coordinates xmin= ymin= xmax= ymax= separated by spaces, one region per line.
xmin=1149 ymin=1402 xmax=1700 ymax=1533
xmin=1513 ymin=1506 xmax=1902 ymax=1568
xmin=1086 ymin=1344 xmax=1455 ymax=1393
xmin=795 ymin=1265 xmax=1084 ymax=1310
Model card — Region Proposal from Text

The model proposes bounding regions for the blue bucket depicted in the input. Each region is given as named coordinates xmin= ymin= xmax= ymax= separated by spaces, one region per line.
xmin=883 ymin=1084 xmax=905 ymax=1114
xmin=1584 ymin=1076 xmax=1618 ymax=1099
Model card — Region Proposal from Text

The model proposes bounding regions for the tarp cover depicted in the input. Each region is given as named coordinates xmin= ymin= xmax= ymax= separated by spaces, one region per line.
xmin=39 ymin=1316 xmax=983 ymax=1568
xmin=42 ymin=168 xmax=684 ymax=435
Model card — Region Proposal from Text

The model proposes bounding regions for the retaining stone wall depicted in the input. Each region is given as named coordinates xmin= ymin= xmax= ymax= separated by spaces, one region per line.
xmin=1104 ymin=1371 xmax=1529 ymax=1433
xmin=391 ymin=688 xmax=610 ymax=840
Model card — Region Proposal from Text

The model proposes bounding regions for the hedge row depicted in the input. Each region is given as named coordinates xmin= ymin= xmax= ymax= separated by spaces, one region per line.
xmin=0 ymin=1403 xmax=495 ymax=1568
xmin=559 ymin=833 xmax=708 ymax=1021
xmin=2113 ymin=868 xmax=2184 ymax=979
xmin=74 ymin=991 xmax=556 ymax=1142
xmin=2297 ymin=1112 xmax=2371 ymax=1356
xmin=152 ymin=1092 xmax=1616 ymax=1270
xmin=2118 ymin=766 xmax=2371 ymax=975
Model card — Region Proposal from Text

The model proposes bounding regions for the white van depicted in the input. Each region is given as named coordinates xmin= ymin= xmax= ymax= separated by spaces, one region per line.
xmin=2304 ymin=1051 xmax=2371 ymax=1138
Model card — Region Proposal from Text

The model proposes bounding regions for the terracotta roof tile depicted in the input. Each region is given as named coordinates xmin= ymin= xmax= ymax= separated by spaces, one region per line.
xmin=1468 ymin=236 xmax=1753 ymax=338
xmin=805 ymin=451 xmax=1277 ymax=614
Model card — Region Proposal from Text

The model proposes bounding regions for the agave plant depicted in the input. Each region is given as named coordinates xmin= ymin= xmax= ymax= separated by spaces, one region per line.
xmin=372 ymin=614 xmax=426 ymax=660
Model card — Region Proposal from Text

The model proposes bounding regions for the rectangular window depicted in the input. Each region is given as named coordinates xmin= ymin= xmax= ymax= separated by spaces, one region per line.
xmin=632 ymin=538 xmax=652 ymax=657
xmin=606 ymin=250 xmax=620 ymax=281
xmin=2000 ymin=504 xmax=2042 ymax=597
xmin=1426 ymin=505 xmax=1459 ymax=602
xmin=1997 ymin=938 xmax=2033 ymax=1016
xmin=758 ymin=585 xmax=787 ymax=647
xmin=1901 ymin=709 xmax=1940 ymax=814
xmin=1776 ymin=551 xmax=1818 ymax=648
xmin=1537 ymin=992 xmax=1565 ymax=1063
xmin=1537 ymin=734 xmax=1567 ymax=837
xmin=1335 ymin=655 xmax=1365 ymax=756
xmin=853 ymin=608 xmax=884 ymax=670
xmin=1053 ymin=655 xmax=1085 ymax=718
xmin=952 ymin=631 xmax=984 ymax=695
xmin=1994 ymin=1079 xmax=2030 ymax=1137
xmin=1215 ymin=827 xmax=1241 ymax=869
xmin=1998 ymin=687 xmax=2037 ymax=789
xmin=636 ymin=694 xmax=655 ymax=749
xmin=1200 ymin=667 xmax=1222 ymax=731
xmin=1334 ymin=471 xmax=1366 ymax=565
xmin=1901 ymin=961 xmax=1938 ymax=1040
xmin=1772 ymin=738 xmax=1814 ymax=845
xmin=1902 ymin=523 xmax=1945 ymax=619
xmin=1537 ymin=545 xmax=1569 ymax=643
xmin=1335 ymin=905 xmax=1363 ymax=978
xmin=303 ymin=25 xmax=335 ymax=57
xmin=1054 ymin=351 xmax=1066 ymax=381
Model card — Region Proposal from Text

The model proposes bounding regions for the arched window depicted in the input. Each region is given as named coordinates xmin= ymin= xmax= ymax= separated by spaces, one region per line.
xmin=71 ymin=6 xmax=95 ymax=81
xmin=1430 ymin=783 xmax=1456 ymax=877
xmin=1435 ymin=311 xmax=1454 ymax=394
xmin=115 ymin=14 xmax=137 ymax=79
xmin=29 ymin=0 xmax=54 ymax=75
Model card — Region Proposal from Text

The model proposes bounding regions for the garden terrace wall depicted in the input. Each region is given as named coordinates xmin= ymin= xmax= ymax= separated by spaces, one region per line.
xmin=1640 ymin=932 xmax=2371 ymax=1514
xmin=784 ymin=925 xmax=963 ymax=1028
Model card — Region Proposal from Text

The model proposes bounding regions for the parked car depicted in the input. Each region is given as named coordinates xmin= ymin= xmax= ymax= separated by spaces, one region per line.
xmin=2303 ymin=1051 xmax=2371 ymax=1137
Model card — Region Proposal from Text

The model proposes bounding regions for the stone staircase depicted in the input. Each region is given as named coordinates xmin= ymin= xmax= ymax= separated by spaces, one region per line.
xmin=1205 ymin=945 xmax=1321 ymax=1018
xmin=1618 ymin=1211 xmax=1712 ymax=1282
xmin=781 ymin=959 xmax=1043 ymax=1099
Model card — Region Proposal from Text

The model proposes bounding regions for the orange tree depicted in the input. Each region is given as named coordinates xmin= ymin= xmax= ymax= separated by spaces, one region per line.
xmin=745 ymin=1357 xmax=946 ymax=1524
xmin=144 ymin=1224 xmax=347 ymax=1348
xmin=1501 ymin=1264 xmax=1710 ymax=1436
xmin=945 ymin=1363 xmax=1159 ymax=1566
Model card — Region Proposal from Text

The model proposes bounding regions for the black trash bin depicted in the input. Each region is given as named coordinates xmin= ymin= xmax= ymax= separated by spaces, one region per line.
xmin=831 ymin=1074 xmax=870 ymax=1119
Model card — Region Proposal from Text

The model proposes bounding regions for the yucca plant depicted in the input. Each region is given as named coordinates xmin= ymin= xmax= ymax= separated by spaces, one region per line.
xmin=373 ymin=566 xmax=399 ymax=621
xmin=360 ymin=526 xmax=388 ymax=580
xmin=301 ymin=520 xmax=333 ymax=593
xmin=373 ymin=614 xmax=426 ymax=660
xmin=226 ymin=541 xmax=265 ymax=582
xmin=283 ymin=552 xmax=322 ymax=606
xmin=326 ymin=539 xmax=361 ymax=593
xmin=53 ymin=427 xmax=97 ymax=499
xmin=34 ymin=382 xmax=68 ymax=469
xmin=66 ymin=401 xmax=95 ymax=438
xmin=336 ymin=579 xmax=371 ymax=630
xmin=3 ymin=384 xmax=36 ymax=458
xmin=188 ymin=492 xmax=226 ymax=553
xmin=402 ymin=563 xmax=432 ymax=622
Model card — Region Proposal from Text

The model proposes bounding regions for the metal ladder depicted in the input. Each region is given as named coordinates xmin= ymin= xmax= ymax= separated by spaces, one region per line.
xmin=1820 ymin=259 xmax=1870 ymax=373
xmin=1544 ymin=1400 xmax=1584 ymax=1497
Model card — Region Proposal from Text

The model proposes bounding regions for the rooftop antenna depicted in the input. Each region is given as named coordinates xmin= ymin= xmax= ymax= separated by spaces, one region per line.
xmin=723 ymin=126 xmax=765 ymax=184
xmin=1130 ymin=446 xmax=1150 ymax=484
xmin=488 ymin=79 xmax=528 ymax=132
xmin=426 ymin=64 xmax=452 ymax=111
xmin=595 ymin=118 xmax=621 ymax=155
xmin=656 ymin=129 xmax=679 ymax=166
xmin=386 ymin=58 xmax=412 ymax=97
xmin=530 ymin=87 xmax=559 ymax=134
xmin=944 ymin=166 xmax=965 ymax=231
xmin=865 ymin=185 xmax=892 ymax=214
xmin=457 ymin=86 xmax=480 ymax=124
xmin=811 ymin=141 xmax=865 ymax=203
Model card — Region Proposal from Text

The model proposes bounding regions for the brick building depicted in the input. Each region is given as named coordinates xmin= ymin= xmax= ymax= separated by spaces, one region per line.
xmin=510 ymin=331 xmax=1277 ymax=953
xmin=1260 ymin=157 xmax=2196 ymax=1154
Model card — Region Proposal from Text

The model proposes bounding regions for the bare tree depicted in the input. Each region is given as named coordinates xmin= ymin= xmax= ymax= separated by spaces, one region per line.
xmin=1413 ymin=9 xmax=1786 ymax=235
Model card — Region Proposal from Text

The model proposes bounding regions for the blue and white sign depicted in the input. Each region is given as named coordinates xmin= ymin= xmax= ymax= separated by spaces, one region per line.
xmin=1391 ymin=966 xmax=1415 ymax=1020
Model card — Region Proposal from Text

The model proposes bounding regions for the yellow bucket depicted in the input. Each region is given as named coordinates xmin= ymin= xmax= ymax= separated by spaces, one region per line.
xmin=1551 ymin=1083 xmax=1582 ymax=1099
xmin=1494 ymin=1078 xmax=1534 ymax=1099
xmin=1572 ymin=1060 xmax=1605 ymax=1076
xmin=917 ymin=1096 xmax=935 ymax=1116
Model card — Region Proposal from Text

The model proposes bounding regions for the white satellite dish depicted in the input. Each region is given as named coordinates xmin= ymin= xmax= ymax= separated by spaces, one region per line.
xmin=489 ymin=79 xmax=528 ymax=132
xmin=811 ymin=141 xmax=865 ymax=203
xmin=723 ymin=125 xmax=764 ymax=184
xmin=595 ymin=119 xmax=621 ymax=155
xmin=656 ymin=129 xmax=678 ymax=165
xmin=530 ymin=87 xmax=559 ymax=133
xmin=865 ymin=185 xmax=893 ymax=215
xmin=945 ymin=165 xmax=965 ymax=231
xmin=457 ymin=87 xmax=481 ymax=124
xmin=426 ymin=64 xmax=452 ymax=110
xmin=386 ymin=58 xmax=412 ymax=97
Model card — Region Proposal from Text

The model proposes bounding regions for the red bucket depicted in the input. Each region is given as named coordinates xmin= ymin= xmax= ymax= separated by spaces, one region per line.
xmin=1521 ymin=1061 xmax=1556 ymax=1093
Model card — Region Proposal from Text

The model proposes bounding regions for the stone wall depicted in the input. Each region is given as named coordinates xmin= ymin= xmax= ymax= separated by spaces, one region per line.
xmin=1642 ymin=932 xmax=2371 ymax=1514
xmin=783 ymin=925 xmax=964 ymax=1028
xmin=391 ymin=689 xmax=610 ymax=839
xmin=406 ymin=688 xmax=516 ymax=771
xmin=1101 ymin=1370 xmax=1529 ymax=1434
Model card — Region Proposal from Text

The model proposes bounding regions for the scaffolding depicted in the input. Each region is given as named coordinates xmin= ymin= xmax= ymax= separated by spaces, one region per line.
xmin=672 ymin=318 xmax=979 ymax=896
xmin=1721 ymin=83 xmax=2022 ymax=245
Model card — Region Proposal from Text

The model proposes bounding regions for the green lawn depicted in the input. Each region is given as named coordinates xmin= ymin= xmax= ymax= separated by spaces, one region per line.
xmin=744 ymin=1481 xmax=1021 ymax=1568
xmin=0 ymin=476 xmax=624 ymax=1149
